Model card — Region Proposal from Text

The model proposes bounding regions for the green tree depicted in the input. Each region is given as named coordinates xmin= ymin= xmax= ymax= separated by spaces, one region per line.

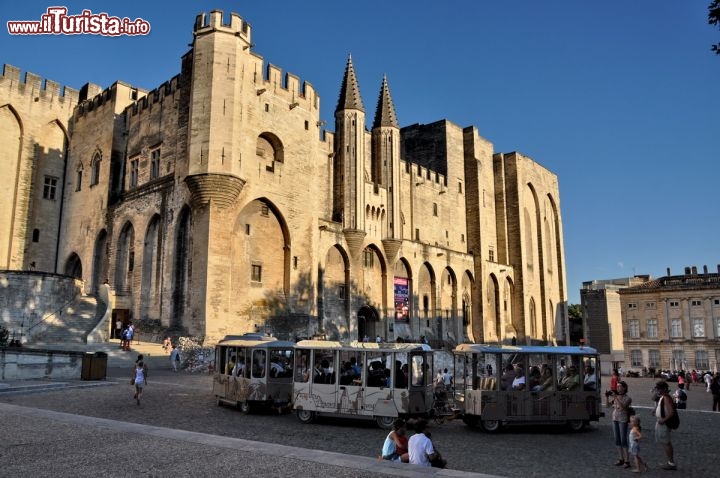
xmin=568 ymin=304 xmax=583 ymax=321
xmin=710 ymin=0 xmax=720 ymax=54
xmin=567 ymin=303 xmax=584 ymax=346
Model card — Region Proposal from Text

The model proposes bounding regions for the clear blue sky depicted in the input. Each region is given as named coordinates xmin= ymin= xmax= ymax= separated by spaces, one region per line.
xmin=3 ymin=1 xmax=718 ymax=304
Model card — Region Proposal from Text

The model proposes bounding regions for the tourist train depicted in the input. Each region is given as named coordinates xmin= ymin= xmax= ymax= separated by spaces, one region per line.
xmin=213 ymin=334 xmax=602 ymax=432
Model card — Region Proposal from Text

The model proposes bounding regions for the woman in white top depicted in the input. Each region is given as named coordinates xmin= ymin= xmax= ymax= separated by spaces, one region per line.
xmin=133 ymin=361 xmax=146 ymax=406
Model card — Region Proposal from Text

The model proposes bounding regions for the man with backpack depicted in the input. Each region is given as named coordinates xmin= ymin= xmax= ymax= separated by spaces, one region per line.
xmin=654 ymin=381 xmax=678 ymax=470
xmin=673 ymin=383 xmax=688 ymax=409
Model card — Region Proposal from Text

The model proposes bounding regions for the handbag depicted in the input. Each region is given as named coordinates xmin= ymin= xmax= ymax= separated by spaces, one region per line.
xmin=660 ymin=396 xmax=680 ymax=430
xmin=130 ymin=377 xmax=135 ymax=385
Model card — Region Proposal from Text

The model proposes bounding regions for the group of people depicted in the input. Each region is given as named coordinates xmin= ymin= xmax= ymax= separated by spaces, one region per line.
xmin=497 ymin=361 xmax=591 ymax=392
xmin=609 ymin=379 xmax=679 ymax=473
xmin=380 ymin=418 xmax=446 ymax=468
xmin=118 ymin=322 xmax=134 ymax=351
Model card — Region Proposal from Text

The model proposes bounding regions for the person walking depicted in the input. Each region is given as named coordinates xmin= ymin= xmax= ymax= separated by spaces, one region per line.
xmin=654 ymin=381 xmax=677 ymax=470
xmin=611 ymin=380 xmax=633 ymax=468
xmin=114 ymin=318 xmax=122 ymax=340
xmin=132 ymin=360 xmax=147 ymax=406
xmin=710 ymin=374 xmax=720 ymax=412
xmin=121 ymin=327 xmax=131 ymax=351
xmin=170 ymin=345 xmax=181 ymax=372
xmin=704 ymin=371 xmax=712 ymax=392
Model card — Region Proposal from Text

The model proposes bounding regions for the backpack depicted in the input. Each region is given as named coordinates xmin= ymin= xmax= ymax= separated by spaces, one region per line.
xmin=661 ymin=396 xmax=680 ymax=430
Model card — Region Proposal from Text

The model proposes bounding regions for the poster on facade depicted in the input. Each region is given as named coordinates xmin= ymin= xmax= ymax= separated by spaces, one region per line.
xmin=394 ymin=277 xmax=409 ymax=323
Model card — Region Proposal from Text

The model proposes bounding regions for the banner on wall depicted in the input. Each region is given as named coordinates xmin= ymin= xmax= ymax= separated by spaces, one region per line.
xmin=394 ymin=277 xmax=409 ymax=323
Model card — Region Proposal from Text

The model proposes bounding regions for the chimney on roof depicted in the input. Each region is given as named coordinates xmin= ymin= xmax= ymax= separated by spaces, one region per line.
xmin=684 ymin=266 xmax=691 ymax=275
xmin=704 ymin=265 xmax=708 ymax=275
xmin=691 ymin=266 xmax=698 ymax=275
xmin=667 ymin=267 xmax=671 ymax=276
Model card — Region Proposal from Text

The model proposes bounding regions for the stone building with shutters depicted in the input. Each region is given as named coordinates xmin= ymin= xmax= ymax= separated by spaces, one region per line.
xmin=619 ymin=266 xmax=720 ymax=373
xmin=0 ymin=10 xmax=568 ymax=346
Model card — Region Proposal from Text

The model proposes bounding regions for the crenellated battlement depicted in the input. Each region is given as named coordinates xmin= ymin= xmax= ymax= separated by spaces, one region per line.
xmin=74 ymin=81 xmax=146 ymax=122
xmin=126 ymin=74 xmax=182 ymax=117
xmin=191 ymin=10 xmax=317 ymax=112
xmin=194 ymin=10 xmax=251 ymax=46
xmin=401 ymin=160 xmax=448 ymax=189
xmin=0 ymin=64 xmax=79 ymax=103
xmin=258 ymin=62 xmax=318 ymax=111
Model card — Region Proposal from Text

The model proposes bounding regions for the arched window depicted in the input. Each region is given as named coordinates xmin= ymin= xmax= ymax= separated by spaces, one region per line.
xmin=90 ymin=152 xmax=101 ymax=186
xmin=256 ymin=133 xmax=284 ymax=172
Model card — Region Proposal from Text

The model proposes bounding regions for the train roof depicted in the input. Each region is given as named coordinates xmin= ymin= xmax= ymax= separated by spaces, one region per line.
xmin=295 ymin=340 xmax=431 ymax=352
xmin=454 ymin=344 xmax=598 ymax=355
xmin=217 ymin=333 xmax=295 ymax=348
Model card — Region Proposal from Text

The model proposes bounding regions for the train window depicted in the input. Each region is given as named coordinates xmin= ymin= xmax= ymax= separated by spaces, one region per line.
xmin=217 ymin=347 xmax=227 ymax=375
xmin=312 ymin=351 xmax=335 ymax=384
xmin=393 ymin=353 xmax=409 ymax=389
xmin=468 ymin=353 xmax=497 ymax=391
xmin=366 ymin=351 xmax=390 ymax=387
xmin=558 ymin=355 xmax=582 ymax=391
xmin=526 ymin=354 xmax=548 ymax=392
xmin=295 ymin=349 xmax=311 ymax=382
xmin=500 ymin=353 xmax=518 ymax=390
xmin=252 ymin=349 xmax=266 ymax=378
xmin=269 ymin=349 xmax=293 ymax=378
xmin=339 ymin=350 xmax=363 ymax=385
xmin=582 ymin=356 xmax=598 ymax=391
xmin=411 ymin=355 xmax=427 ymax=387
xmin=225 ymin=347 xmax=237 ymax=375
xmin=235 ymin=348 xmax=249 ymax=378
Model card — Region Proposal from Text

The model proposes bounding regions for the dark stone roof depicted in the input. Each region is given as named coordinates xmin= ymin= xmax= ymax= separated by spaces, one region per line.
xmin=619 ymin=273 xmax=720 ymax=294
xmin=335 ymin=55 xmax=364 ymax=113
xmin=372 ymin=75 xmax=398 ymax=129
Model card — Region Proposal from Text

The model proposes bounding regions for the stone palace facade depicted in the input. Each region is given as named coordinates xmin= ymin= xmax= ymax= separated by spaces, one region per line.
xmin=0 ymin=10 xmax=568 ymax=345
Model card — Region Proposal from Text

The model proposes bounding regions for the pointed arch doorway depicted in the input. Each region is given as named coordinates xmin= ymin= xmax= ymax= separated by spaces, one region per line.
xmin=357 ymin=305 xmax=380 ymax=340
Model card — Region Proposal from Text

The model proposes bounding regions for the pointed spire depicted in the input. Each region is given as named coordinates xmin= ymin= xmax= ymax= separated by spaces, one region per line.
xmin=372 ymin=75 xmax=398 ymax=129
xmin=336 ymin=55 xmax=364 ymax=112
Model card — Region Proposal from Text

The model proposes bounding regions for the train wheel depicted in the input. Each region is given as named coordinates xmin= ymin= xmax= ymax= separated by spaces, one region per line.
xmin=296 ymin=409 xmax=315 ymax=424
xmin=567 ymin=419 xmax=585 ymax=432
xmin=240 ymin=401 xmax=252 ymax=415
xmin=481 ymin=419 xmax=501 ymax=433
xmin=375 ymin=416 xmax=395 ymax=430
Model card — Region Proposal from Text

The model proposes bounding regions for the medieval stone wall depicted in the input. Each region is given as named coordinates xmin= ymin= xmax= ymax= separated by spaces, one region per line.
xmin=0 ymin=65 xmax=78 ymax=271
xmin=0 ymin=10 xmax=568 ymax=346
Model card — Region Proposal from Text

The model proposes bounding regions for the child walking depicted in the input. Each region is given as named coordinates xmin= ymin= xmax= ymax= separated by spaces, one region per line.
xmin=628 ymin=415 xmax=648 ymax=473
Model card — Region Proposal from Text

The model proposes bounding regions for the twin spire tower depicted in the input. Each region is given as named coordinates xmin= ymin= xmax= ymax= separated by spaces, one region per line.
xmin=333 ymin=56 xmax=402 ymax=254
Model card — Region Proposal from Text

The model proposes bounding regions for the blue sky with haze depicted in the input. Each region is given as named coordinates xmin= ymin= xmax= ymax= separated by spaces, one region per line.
xmin=2 ymin=1 xmax=718 ymax=304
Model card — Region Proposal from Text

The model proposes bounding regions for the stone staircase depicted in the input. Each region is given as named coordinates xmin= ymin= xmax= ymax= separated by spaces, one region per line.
xmin=28 ymin=294 xmax=102 ymax=344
